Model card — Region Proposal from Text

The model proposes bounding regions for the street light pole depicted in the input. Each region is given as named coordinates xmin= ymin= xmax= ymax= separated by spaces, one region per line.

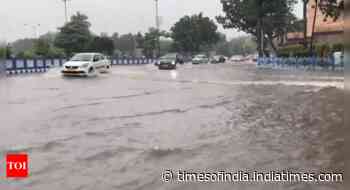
xmin=62 ymin=0 xmax=70 ymax=23
xmin=155 ymin=0 xmax=161 ymax=58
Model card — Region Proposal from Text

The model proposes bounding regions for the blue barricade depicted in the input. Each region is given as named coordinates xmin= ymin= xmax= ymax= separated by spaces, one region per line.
xmin=3 ymin=58 xmax=155 ymax=75
xmin=256 ymin=57 xmax=343 ymax=70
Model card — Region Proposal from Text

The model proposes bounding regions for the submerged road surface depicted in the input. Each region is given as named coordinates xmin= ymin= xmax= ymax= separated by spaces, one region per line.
xmin=0 ymin=63 xmax=345 ymax=190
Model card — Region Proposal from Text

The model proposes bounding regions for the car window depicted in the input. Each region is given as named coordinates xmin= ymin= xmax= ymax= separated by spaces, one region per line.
xmin=93 ymin=55 xmax=100 ymax=62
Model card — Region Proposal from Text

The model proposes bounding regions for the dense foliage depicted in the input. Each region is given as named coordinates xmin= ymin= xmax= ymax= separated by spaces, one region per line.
xmin=8 ymin=11 xmax=258 ymax=59
xmin=277 ymin=43 xmax=343 ymax=57
xmin=3 ymin=1 xmax=345 ymax=59
xmin=171 ymin=13 xmax=220 ymax=54
xmin=87 ymin=35 xmax=115 ymax=56
xmin=54 ymin=12 xmax=92 ymax=56
xmin=0 ymin=48 xmax=5 ymax=58
xmin=215 ymin=35 xmax=257 ymax=56
xmin=319 ymin=0 xmax=344 ymax=20
xmin=1 ymin=45 xmax=12 ymax=58
xmin=217 ymin=0 xmax=298 ymax=56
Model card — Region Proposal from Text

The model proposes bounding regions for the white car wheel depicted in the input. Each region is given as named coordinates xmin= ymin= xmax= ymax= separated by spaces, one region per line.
xmin=106 ymin=65 xmax=111 ymax=72
xmin=101 ymin=65 xmax=111 ymax=73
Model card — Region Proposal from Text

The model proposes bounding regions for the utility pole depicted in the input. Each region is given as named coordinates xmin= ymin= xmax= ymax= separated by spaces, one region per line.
xmin=62 ymin=0 xmax=70 ymax=23
xmin=155 ymin=0 xmax=161 ymax=58
xmin=258 ymin=0 xmax=264 ymax=57
xmin=261 ymin=23 xmax=264 ymax=57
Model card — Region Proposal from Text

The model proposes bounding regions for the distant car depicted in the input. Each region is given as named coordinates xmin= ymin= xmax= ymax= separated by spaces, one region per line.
xmin=245 ymin=54 xmax=258 ymax=62
xmin=230 ymin=55 xmax=246 ymax=62
xmin=192 ymin=54 xmax=209 ymax=64
xmin=210 ymin=55 xmax=226 ymax=64
xmin=157 ymin=53 xmax=182 ymax=70
xmin=62 ymin=53 xmax=111 ymax=76
xmin=333 ymin=51 xmax=344 ymax=66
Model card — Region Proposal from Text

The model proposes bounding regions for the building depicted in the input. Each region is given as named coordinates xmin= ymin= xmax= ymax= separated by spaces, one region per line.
xmin=307 ymin=0 xmax=344 ymax=44
xmin=281 ymin=0 xmax=343 ymax=46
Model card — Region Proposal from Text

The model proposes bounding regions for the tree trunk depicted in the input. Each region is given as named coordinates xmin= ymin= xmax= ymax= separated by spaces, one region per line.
xmin=257 ymin=0 xmax=264 ymax=57
xmin=310 ymin=0 xmax=318 ymax=55
xmin=303 ymin=0 xmax=309 ymax=48
xmin=267 ymin=34 xmax=277 ymax=55
xmin=257 ymin=19 xmax=264 ymax=57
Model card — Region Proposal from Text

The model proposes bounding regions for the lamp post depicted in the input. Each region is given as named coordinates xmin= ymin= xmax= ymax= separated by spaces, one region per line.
xmin=155 ymin=0 xmax=161 ymax=58
xmin=62 ymin=0 xmax=71 ymax=23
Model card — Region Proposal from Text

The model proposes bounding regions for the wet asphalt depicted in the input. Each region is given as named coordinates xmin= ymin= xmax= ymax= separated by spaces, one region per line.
xmin=0 ymin=62 xmax=345 ymax=190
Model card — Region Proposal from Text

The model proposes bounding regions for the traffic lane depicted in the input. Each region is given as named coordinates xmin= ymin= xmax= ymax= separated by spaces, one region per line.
xmin=114 ymin=63 xmax=344 ymax=88
xmin=0 ymin=64 xmax=238 ymax=148
xmin=0 ymin=63 xmax=345 ymax=190
xmin=0 ymin=65 xmax=241 ymax=189
xmin=1 ymin=62 xmax=342 ymax=146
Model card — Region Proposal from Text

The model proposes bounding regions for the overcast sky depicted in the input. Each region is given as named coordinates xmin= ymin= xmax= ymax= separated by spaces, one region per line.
xmin=0 ymin=0 xmax=303 ymax=42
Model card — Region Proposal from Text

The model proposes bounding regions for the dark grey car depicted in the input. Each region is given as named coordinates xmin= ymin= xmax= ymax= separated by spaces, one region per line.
xmin=158 ymin=53 xmax=183 ymax=70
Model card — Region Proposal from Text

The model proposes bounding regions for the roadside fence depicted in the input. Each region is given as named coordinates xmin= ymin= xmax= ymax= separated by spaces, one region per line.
xmin=257 ymin=57 xmax=344 ymax=71
xmin=0 ymin=58 xmax=5 ymax=77
xmin=1 ymin=58 xmax=156 ymax=75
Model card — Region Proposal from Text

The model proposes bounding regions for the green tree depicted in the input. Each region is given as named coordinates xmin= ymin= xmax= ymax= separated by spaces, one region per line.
xmin=135 ymin=32 xmax=145 ymax=49
xmin=113 ymin=33 xmax=136 ymax=56
xmin=229 ymin=36 xmax=257 ymax=55
xmin=0 ymin=48 xmax=5 ymax=58
xmin=11 ymin=38 xmax=35 ymax=55
xmin=54 ymin=12 xmax=92 ymax=56
xmin=47 ymin=47 xmax=66 ymax=58
xmin=5 ymin=44 xmax=12 ymax=59
xmin=159 ymin=38 xmax=174 ymax=56
xmin=34 ymin=39 xmax=50 ymax=57
xmin=0 ymin=43 xmax=12 ymax=58
xmin=213 ymin=35 xmax=257 ymax=56
xmin=171 ymin=13 xmax=220 ymax=54
xmin=143 ymin=28 xmax=160 ymax=57
xmin=319 ymin=0 xmax=344 ymax=20
xmin=39 ymin=32 xmax=57 ymax=46
xmin=141 ymin=28 xmax=169 ymax=57
xmin=217 ymin=0 xmax=297 ymax=56
xmin=88 ymin=35 xmax=115 ymax=55
xmin=213 ymin=33 xmax=230 ymax=56
xmin=17 ymin=49 xmax=35 ymax=59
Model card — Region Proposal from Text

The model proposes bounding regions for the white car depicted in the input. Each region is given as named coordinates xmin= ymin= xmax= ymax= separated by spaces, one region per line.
xmin=230 ymin=55 xmax=246 ymax=62
xmin=333 ymin=51 xmax=344 ymax=66
xmin=192 ymin=54 xmax=210 ymax=64
xmin=62 ymin=53 xmax=111 ymax=76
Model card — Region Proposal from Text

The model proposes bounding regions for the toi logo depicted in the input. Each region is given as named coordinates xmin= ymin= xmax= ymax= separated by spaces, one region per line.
xmin=6 ymin=154 xmax=29 ymax=178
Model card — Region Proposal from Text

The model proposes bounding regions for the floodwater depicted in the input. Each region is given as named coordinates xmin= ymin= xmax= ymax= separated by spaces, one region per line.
xmin=0 ymin=63 xmax=345 ymax=190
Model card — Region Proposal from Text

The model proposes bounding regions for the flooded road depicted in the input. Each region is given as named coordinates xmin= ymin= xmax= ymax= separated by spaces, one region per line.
xmin=0 ymin=63 xmax=345 ymax=190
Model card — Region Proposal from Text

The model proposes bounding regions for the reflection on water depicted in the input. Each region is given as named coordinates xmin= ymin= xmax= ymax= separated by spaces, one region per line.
xmin=170 ymin=70 xmax=178 ymax=80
